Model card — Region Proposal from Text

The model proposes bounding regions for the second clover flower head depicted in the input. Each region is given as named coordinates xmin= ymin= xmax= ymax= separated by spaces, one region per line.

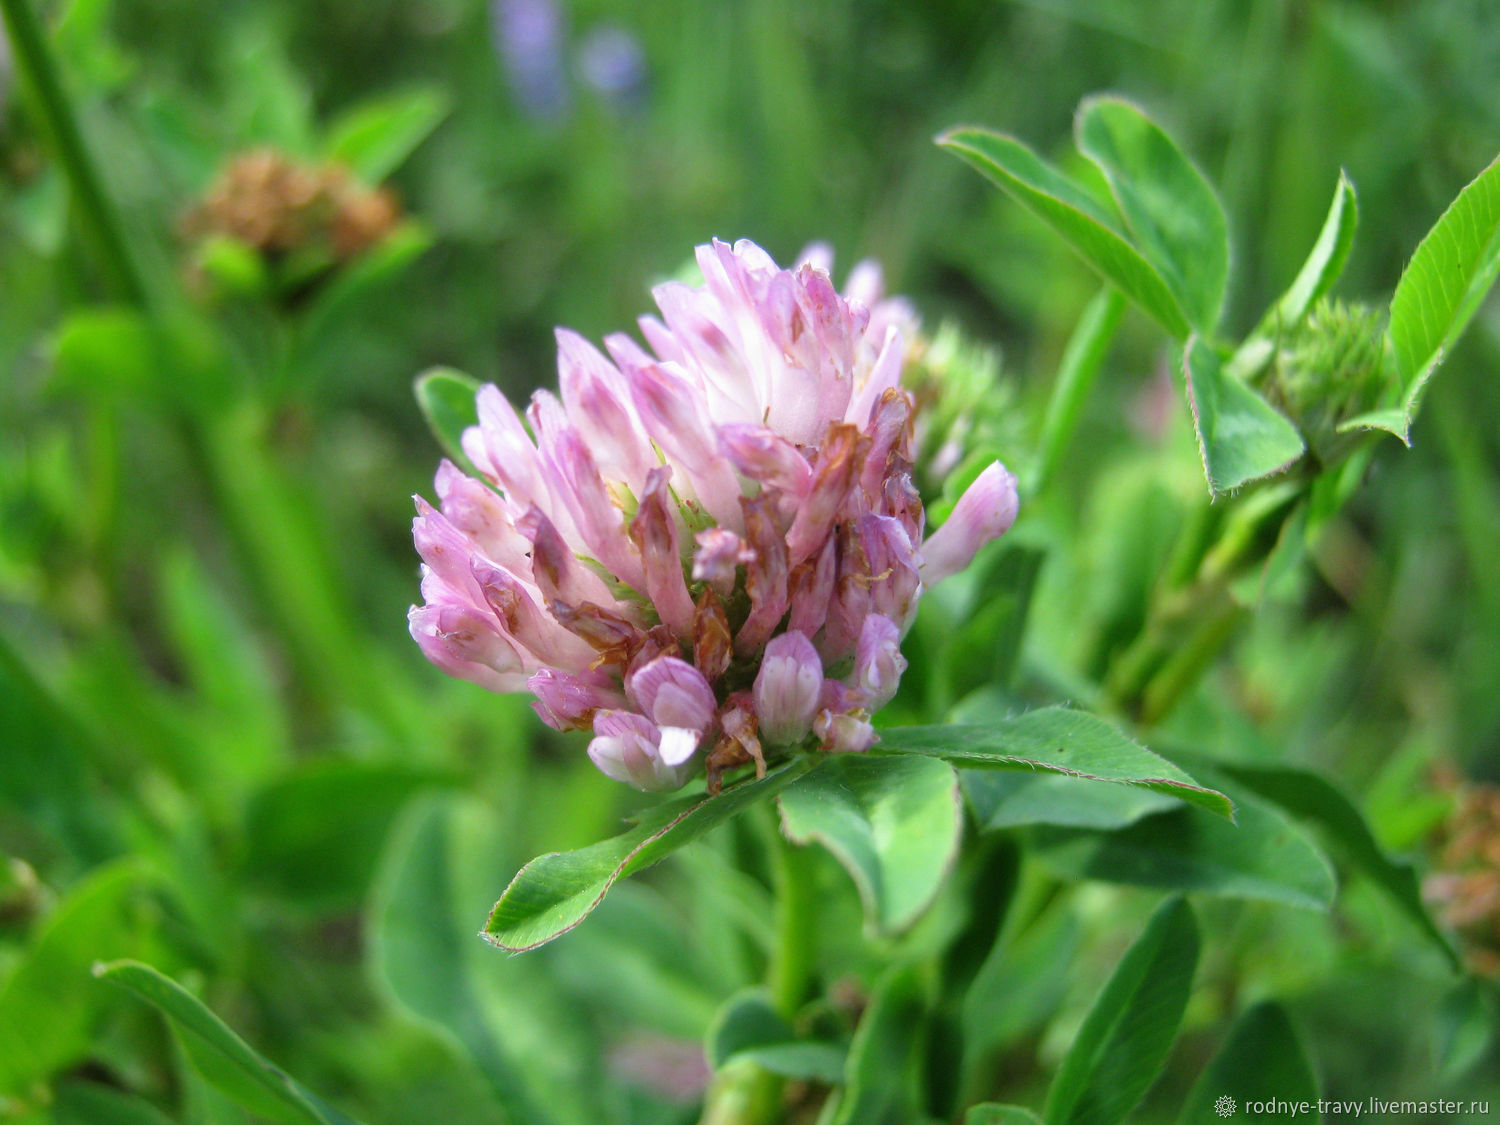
xmin=410 ymin=239 xmax=1018 ymax=792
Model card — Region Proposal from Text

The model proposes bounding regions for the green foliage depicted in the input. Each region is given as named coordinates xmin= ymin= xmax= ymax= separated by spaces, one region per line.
xmin=1179 ymin=1002 xmax=1320 ymax=1124
xmin=1182 ymin=335 xmax=1307 ymax=496
xmin=938 ymin=126 xmax=1192 ymax=340
xmin=50 ymin=308 xmax=161 ymax=399
xmin=778 ymin=754 xmax=961 ymax=935
xmin=1264 ymin=173 xmax=1360 ymax=333
xmin=1388 ymin=156 xmax=1500 ymax=409
xmin=967 ymin=1107 xmax=1047 ymax=1125
xmin=705 ymin=991 xmax=846 ymax=1082
xmin=1210 ymin=759 xmax=1462 ymax=969
xmin=1073 ymin=96 xmax=1229 ymax=336
xmin=824 ymin=963 xmax=931 ymax=1125
xmin=370 ymin=795 xmax=606 ymax=1125
xmin=3 ymin=2 xmax=1498 ymax=1123
xmin=324 ymin=87 xmax=449 ymax=186
xmin=1044 ymin=897 xmax=1200 ymax=1125
xmin=963 ymin=769 xmax=1180 ymax=832
xmin=1262 ymin=299 xmax=1393 ymax=461
xmin=1030 ymin=780 xmax=1337 ymax=911
xmin=0 ymin=864 xmax=153 ymax=1100
xmin=484 ymin=760 xmax=815 ymax=952
xmin=97 ymin=960 xmax=363 ymax=1125
xmin=880 ymin=707 xmax=1234 ymax=819
xmin=414 ymin=366 xmax=483 ymax=468
xmin=951 ymin=95 xmax=1500 ymax=497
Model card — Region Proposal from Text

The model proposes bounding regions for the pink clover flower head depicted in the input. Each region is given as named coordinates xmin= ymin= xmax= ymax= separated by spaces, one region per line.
xmin=410 ymin=238 xmax=1018 ymax=792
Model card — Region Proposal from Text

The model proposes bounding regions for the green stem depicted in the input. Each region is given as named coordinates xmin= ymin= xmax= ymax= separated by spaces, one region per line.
xmin=1105 ymin=484 xmax=1302 ymax=723
xmin=699 ymin=807 xmax=818 ymax=1125
xmin=1137 ymin=599 xmax=1248 ymax=727
xmin=0 ymin=0 xmax=149 ymax=307
xmin=770 ymin=827 xmax=816 ymax=1020
xmin=1031 ymin=287 xmax=1126 ymax=494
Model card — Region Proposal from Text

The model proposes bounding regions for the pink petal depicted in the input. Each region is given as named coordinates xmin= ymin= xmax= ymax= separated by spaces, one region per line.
xmin=471 ymin=558 xmax=595 ymax=671
xmin=692 ymin=528 xmax=750 ymax=598
xmin=529 ymin=667 xmax=624 ymax=731
xmin=408 ymin=603 xmax=528 ymax=692
xmin=462 ymin=384 xmax=548 ymax=510
xmin=626 ymin=654 xmax=717 ymax=734
xmin=629 ymin=466 xmax=696 ymax=638
xmin=624 ymin=360 xmax=745 ymax=530
xmin=735 ymin=494 xmax=790 ymax=656
xmin=784 ymin=423 xmax=865 ymax=566
xmin=556 ymin=328 xmax=658 ymax=493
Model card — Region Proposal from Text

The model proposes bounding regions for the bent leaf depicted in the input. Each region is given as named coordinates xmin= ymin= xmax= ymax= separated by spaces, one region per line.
xmin=50 ymin=308 xmax=160 ymax=399
xmin=51 ymin=1081 xmax=181 ymax=1125
xmin=1183 ymin=336 xmax=1305 ymax=497
xmin=1273 ymin=172 xmax=1360 ymax=329
xmin=371 ymin=795 xmax=602 ymax=1123
xmin=416 ymin=367 xmax=483 ymax=468
xmin=963 ymin=770 xmax=1181 ymax=831
xmin=778 ymin=753 xmax=962 ymax=935
xmin=325 ymin=87 xmax=448 ymax=185
xmin=484 ymin=759 xmax=814 ymax=951
xmin=1044 ymin=897 xmax=1199 ymax=1125
xmin=1075 ymin=96 xmax=1229 ymax=335
xmin=1388 ymin=154 xmax=1500 ymax=434
xmin=939 ymin=126 xmax=1190 ymax=338
xmin=95 ymin=961 xmax=360 ymax=1125
xmin=0 ymin=862 xmax=149 ymax=1097
xmin=878 ymin=706 xmax=1232 ymax=820
xmin=300 ymin=221 xmax=432 ymax=351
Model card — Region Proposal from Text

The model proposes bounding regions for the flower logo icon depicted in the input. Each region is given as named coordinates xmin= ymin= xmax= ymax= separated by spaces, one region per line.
xmin=1214 ymin=1095 xmax=1237 ymax=1118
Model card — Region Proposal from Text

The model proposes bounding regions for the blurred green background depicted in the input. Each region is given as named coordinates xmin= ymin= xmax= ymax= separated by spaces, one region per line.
xmin=2 ymin=0 xmax=1498 ymax=1121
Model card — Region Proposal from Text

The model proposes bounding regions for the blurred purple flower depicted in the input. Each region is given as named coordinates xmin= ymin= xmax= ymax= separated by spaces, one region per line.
xmin=411 ymin=239 xmax=1019 ymax=791
xmin=490 ymin=0 xmax=570 ymax=121
xmin=577 ymin=24 xmax=647 ymax=108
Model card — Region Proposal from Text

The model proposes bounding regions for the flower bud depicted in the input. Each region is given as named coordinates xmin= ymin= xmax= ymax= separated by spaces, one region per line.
xmin=588 ymin=711 xmax=693 ymax=792
xmin=853 ymin=614 xmax=907 ymax=711
xmin=919 ymin=461 xmax=1019 ymax=587
xmin=752 ymin=632 xmax=823 ymax=747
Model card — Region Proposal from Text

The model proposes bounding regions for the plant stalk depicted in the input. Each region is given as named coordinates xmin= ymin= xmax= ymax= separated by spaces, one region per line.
xmin=770 ymin=823 xmax=816 ymax=1020
xmin=1105 ymin=483 xmax=1301 ymax=723
xmin=699 ymin=805 xmax=817 ymax=1125
xmin=0 ymin=0 xmax=149 ymax=306
xmin=1031 ymin=286 xmax=1126 ymax=494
